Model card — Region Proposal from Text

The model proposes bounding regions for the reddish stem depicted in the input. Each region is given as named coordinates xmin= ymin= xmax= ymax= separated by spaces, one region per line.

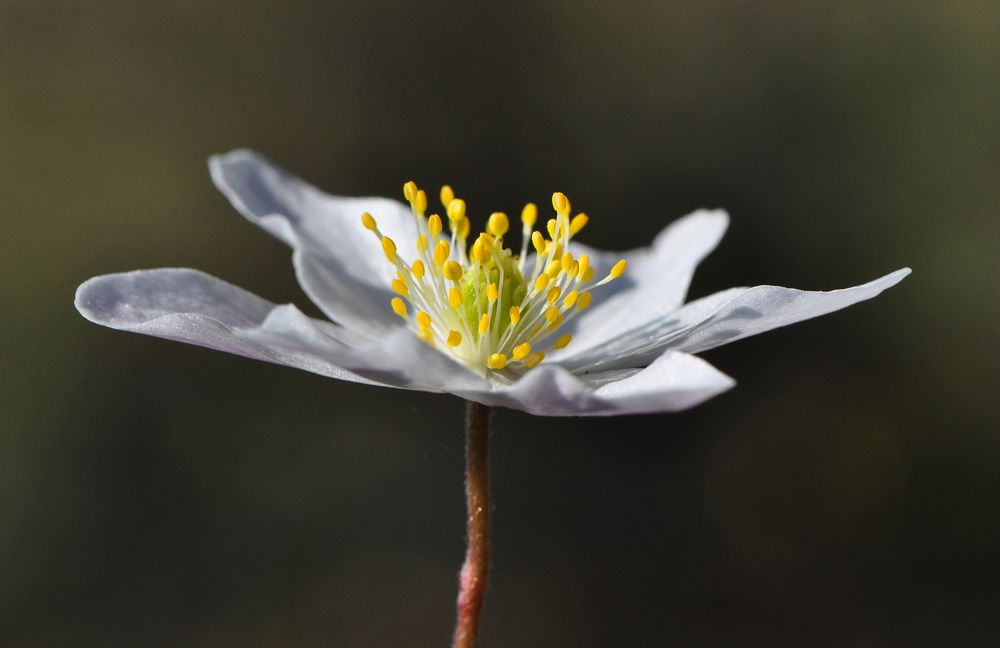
xmin=452 ymin=401 xmax=491 ymax=648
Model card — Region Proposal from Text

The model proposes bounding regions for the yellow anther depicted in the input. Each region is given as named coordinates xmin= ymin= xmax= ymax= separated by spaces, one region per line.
xmin=440 ymin=185 xmax=455 ymax=208
xmin=361 ymin=212 xmax=377 ymax=231
xmin=552 ymin=192 xmax=571 ymax=215
xmin=428 ymin=214 xmax=443 ymax=238
xmin=610 ymin=259 xmax=627 ymax=279
xmin=417 ymin=234 xmax=429 ymax=251
xmin=521 ymin=203 xmax=538 ymax=227
xmin=553 ymin=334 xmax=572 ymax=349
xmin=563 ymin=290 xmax=579 ymax=308
xmin=576 ymin=292 xmax=592 ymax=309
xmin=382 ymin=236 xmax=397 ymax=260
xmin=434 ymin=240 xmax=450 ymax=265
xmin=546 ymin=286 xmax=561 ymax=303
xmin=509 ymin=305 xmax=521 ymax=324
xmin=531 ymin=231 xmax=546 ymax=254
xmin=444 ymin=260 xmax=463 ymax=281
xmin=415 ymin=189 xmax=427 ymax=214
xmin=581 ymin=267 xmax=595 ymax=282
xmin=544 ymin=260 xmax=561 ymax=277
xmin=447 ymin=198 xmax=466 ymax=222
xmin=577 ymin=254 xmax=589 ymax=278
xmin=569 ymin=213 xmax=589 ymax=236
xmin=457 ymin=216 xmax=471 ymax=238
xmin=479 ymin=313 xmax=490 ymax=334
xmin=471 ymin=233 xmax=494 ymax=263
xmin=411 ymin=259 xmax=425 ymax=278
xmin=449 ymin=287 xmax=463 ymax=307
xmin=391 ymin=297 xmax=407 ymax=317
xmin=487 ymin=212 xmax=509 ymax=238
xmin=447 ymin=330 xmax=462 ymax=347
xmin=487 ymin=283 xmax=499 ymax=301
xmin=546 ymin=218 xmax=558 ymax=240
xmin=486 ymin=353 xmax=508 ymax=370
xmin=403 ymin=181 xmax=418 ymax=202
xmin=416 ymin=311 xmax=432 ymax=330
xmin=544 ymin=305 xmax=559 ymax=322
xmin=512 ymin=343 xmax=532 ymax=361
xmin=524 ymin=352 xmax=545 ymax=368
xmin=391 ymin=279 xmax=408 ymax=296
xmin=547 ymin=314 xmax=563 ymax=331
xmin=534 ymin=274 xmax=550 ymax=292
xmin=565 ymin=260 xmax=579 ymax=278
xmin=417 ymin=328 xmax=435 ymax=347
xmin=560 ymin=252 xmax=575 ymax=272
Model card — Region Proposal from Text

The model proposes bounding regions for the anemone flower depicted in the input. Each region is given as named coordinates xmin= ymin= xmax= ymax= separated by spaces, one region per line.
xmin=75 ymin=150 xmax=909 ymax=647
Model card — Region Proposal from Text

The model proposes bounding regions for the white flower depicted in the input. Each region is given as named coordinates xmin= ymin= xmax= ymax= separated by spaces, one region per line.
xmin=74 ymin=149 xmax=910 ymax=416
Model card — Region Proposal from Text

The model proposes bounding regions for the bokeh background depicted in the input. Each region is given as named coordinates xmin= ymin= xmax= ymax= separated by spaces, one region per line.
xmin=3 ymin=1 xmax=998 ymax=646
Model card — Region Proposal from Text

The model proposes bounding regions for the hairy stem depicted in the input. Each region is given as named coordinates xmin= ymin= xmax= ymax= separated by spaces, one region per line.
xmin=452 ymin=401 xmax=491 ymax=648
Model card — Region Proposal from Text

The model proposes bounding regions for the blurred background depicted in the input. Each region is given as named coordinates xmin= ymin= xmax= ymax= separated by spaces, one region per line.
xmin=2 ymin=1 xmax=998 ymax=646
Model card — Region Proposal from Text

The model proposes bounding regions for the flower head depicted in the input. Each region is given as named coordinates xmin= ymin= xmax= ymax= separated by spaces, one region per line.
xmin=75 ymin=150 xmax=910 ymax=416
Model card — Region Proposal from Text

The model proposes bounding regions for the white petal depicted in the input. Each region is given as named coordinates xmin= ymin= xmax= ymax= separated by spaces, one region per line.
xmin=564 ymin=268 xmax=911 ymax=371
xmin=209 ymin=149 xmax=417 ymax=336
xmin=557 ymin=209 xmax=729 ymax=356
xmin=456 ymin=350 xmax=734 ymax=417
xmin=75 ymin=269 xmax=489 ymax=393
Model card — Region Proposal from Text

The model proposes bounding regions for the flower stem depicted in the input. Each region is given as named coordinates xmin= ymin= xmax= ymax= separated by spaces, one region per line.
xmin=453 ymin=401 xmax=491 ymax=648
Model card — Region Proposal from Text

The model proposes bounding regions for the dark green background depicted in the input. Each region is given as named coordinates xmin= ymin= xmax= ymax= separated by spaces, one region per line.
xmin=3 ymin=1 xmax=998 ymax=646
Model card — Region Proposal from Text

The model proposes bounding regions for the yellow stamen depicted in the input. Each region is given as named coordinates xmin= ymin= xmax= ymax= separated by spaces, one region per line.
xmin=487 ymin=283 xmax=499 ymax=301
xmin=415 ymin=190 xmax=427 ymax=214
xmin=577 ymin=255 xmax=590 ymax=279
xmin=552 ymin=192 xmax=570 ymax=215
xmin=391 ymin=279 xmax=408 ymax=296
xmin=524 ymin=352 xmax=545 ymax=368
xmin=546 ymin=218 xmax=557 ymax=240
xmin=440 ymin=185 xmax=455 ymax=208
xmin=434 ymin=240 xmax=450 ymax=265
xmin=447 ymin=198 xmax=466 ymax=222
xmin=428 ymin=214 xmax=443 ymax=238
xmin=486 ymin=353 xmax=507 ymax=369
xmin=581 ymin=267 xmax=595 ymax=282
xmin=569 ymin=213 xmax=588 ymax=235
xmin=553 ymin=334 xmax=572 ymax=349
xmin=563 ymin=290 xmax=579 ymax=307
xmin=361 ymin=212 xmax=377 ymax=231
xmin=417 ymin=234 xmax=429 ymax=251
xmin=479 ymin=313 xmax=490 ymax=334
xmin=444 ymin=260 xmax=463 ymax=281
xmin=457 ymin=216 xmax=470 ymax=238
xmin=546 ymin=286 xmax=561 ymax=303
xmin=381 ymin=237 xmax=397 ymax=260
xmin=391 ymin=297 xmax=407 ymax=317
xmin=449 ymin=287 xmax=463 ymax=307
xmin=531 ymin=231 xmax=546 ymax=254
xmin=447 ymin=330 xmax=462 ymax=347
xmin=509 ymin=305 xmax=521 ymax=324
xmin=487 ymin=212 xmax=509 ymax=238
xmin=416 ymin=311 xmax=432 ymax=330
xmin=512 ymin=343 xmax=532 ymax=361
xmin=403 ymin=181 xmax=418 ymax=202
xmin=521 ymin=203 xmax=537 ymax=227
xmin=610 ymin=259 xmax=627 ymax=279
xmin=534 ymin=274 xmax=550 ymax=292
xmin=544 ymin=305 xmax=559 ymax=322
xmin=411 ymin=259 xmax=425 ymax=278
xmin=576 ymin=292 xmax=592 ymax=309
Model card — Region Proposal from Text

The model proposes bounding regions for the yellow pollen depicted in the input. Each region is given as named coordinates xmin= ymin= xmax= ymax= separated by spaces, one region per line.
xmin=534 ymin=274 xmax=550 ymax=292
xmin=509 ymin=305 xmax=521 ymax=324
xmin=546 ymin=218 xmax=557 ymax=240
xmin=576 ymin=292 xmax=592 ymax=309
xmin=416 ymin=311 xmax=432 ymax=330
xmin=434 ymin=240 xmax=450 ymax=265
xmin=411 ymin=259 xmax=425 ymax=278
xmin=447 ymin=198 xmax=466 ymax=222
xmin=565 ymin=260 xmax=579 ymax=278
xmin=553 ymin=334 xmax=572 ymax=349
xmin=524 ymin=352 xmax=545 ymax=368
xmin=403 ymin=181 xmax=417 ymax=202
xmin=487 ymin=283 xmax=499 ymax=301
xmin=570 ymin=213 xmax=589 ymax=235
xmin=440 ymin=185 xmax=455 ymax=208
xmin=561 ymin=252 xmax=574 ymax=272
xmin=486 ymin=353 xmax=507 ymax=369
xmin=444 ymin=260 xmax=463 ymax=281
xmin=449 ymin=287 xmax=463 ymax=307
xmin=581 ymin=267 xmax=595 ymax=282
xmin=531 ymin=231 xmax=546 ymax=254
xmin=544 ymin=305 xmax=559 ymax=322
xmin=361 ymin=212 xmax=377 ymax=231
xmin=447 ymin=330 xmax=462 ymax=347
xmin=512 ymin=343 xmax=532 ymax=361
xmin=577 ymin=255 xmax=590 ymax=278
xmin=391 ymin=297 xmax=407 ymax=317
xmin=546 ymin=286 xmax=561 ymax=303
xmin=610 ymin=259 xmax=627 ymax=279
xmin=521 ymin=203 xmax=537 ymax=227
xmin=381 ymin=237 xmax=397 ymax=260
xmin=428 ymin=214 xmax=443 ymax=238
xmin=391 ymin=279 xmax=408 ymax=296
xmin=544 ymin=260 xmax=561 ymax=277
xmin=417 ymin=234 xmax=429 ymax=251
xmin=457 ymin=216 xmax=470 ymax=238
xmin=552 ymin=191 xmax=571 ymax=215
xmin=487 ymin=212 xmax=509 ymax=237
xmin=563 ymin=290 xmax=579 ymax=307
xmin=415 ymin=190 xmax=427 ymax=214
xmin=479 ymin=313 xmax=490 ymax=334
